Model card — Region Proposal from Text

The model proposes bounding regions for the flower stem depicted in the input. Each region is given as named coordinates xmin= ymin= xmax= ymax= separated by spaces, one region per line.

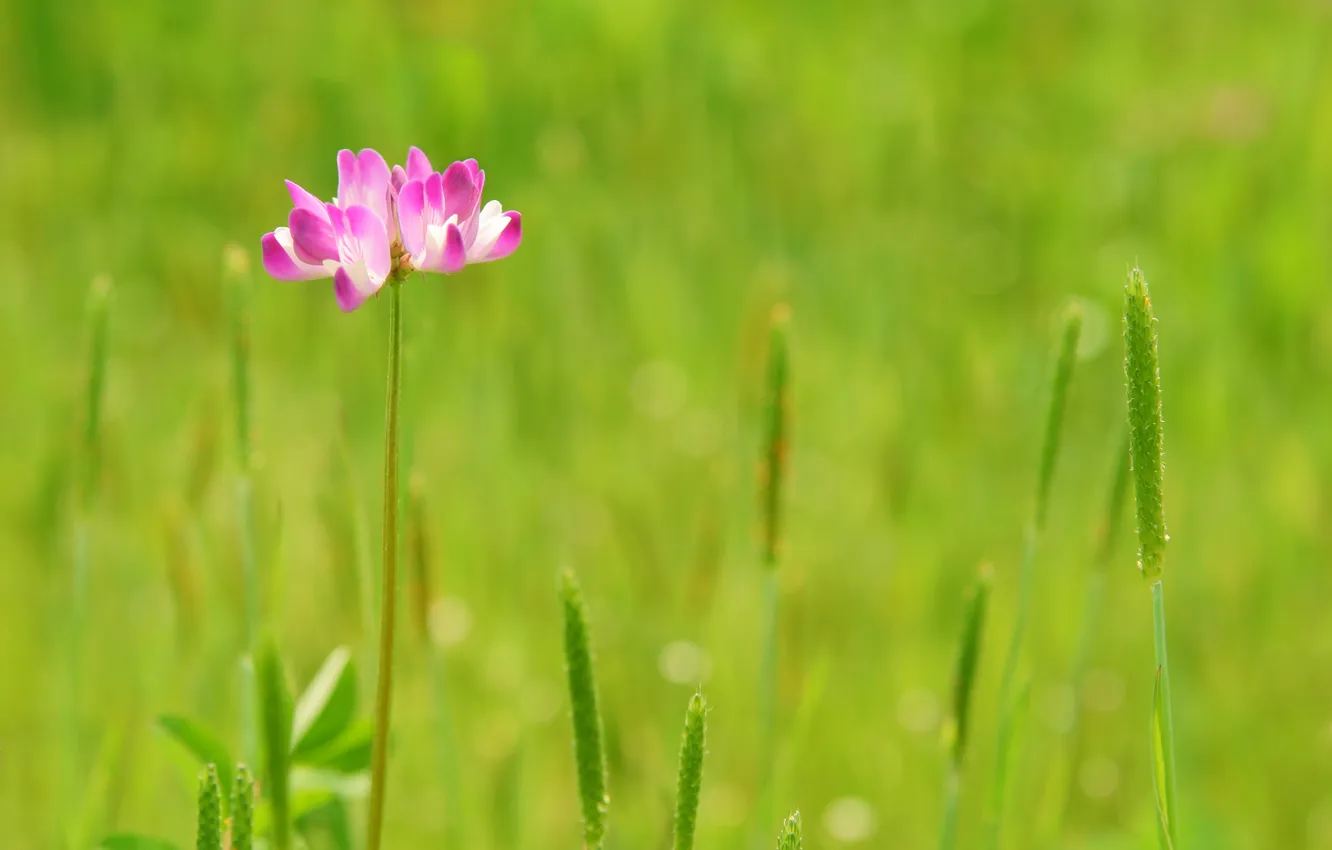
xmin=1152 ymin=579 xmax=1179 ymax=846
xmin=365 ymin=280 xmax=404 ymax=850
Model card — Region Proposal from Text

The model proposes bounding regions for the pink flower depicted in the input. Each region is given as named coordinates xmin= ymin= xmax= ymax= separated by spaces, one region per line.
xmin=262 ymin=147 xmax=521 ymax=311
xmin=396 ymin=156 xmax=523 ymax=274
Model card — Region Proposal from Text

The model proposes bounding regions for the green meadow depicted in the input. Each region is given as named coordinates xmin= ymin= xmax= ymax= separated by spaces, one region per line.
xmin=3 ymin=0 xmax=1332 ymax=847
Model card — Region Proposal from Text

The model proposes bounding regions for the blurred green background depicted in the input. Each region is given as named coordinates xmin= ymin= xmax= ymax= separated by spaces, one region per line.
xmin=4 ymin=0 xmax=1332 ymax=847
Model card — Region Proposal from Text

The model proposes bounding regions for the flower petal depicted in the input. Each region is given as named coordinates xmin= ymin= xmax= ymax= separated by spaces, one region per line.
xmin=466 ymin=202 xmax=511 ymax=262
xmin=357 ymin=149 xmax=391 ymax=222
xmin=390 ymin=165 xmax=408 ymax=193
xmin=262 ymin=229 xmax=328 ymax=281
xmin=346 ymin=204 xmax=390 ymax=283
xmin=424 ymin=172 xmax=446 ymax=225
xmin=397 ymin=180 xmax=426 ymax=258
xmin=286 ymin=180 xmax=328 ymax=216
xmin=407 ymin=147 xmax=433 ymax=182
xmin=334 ymin=265 xmax=373 ymax=312
xmin=440 ymin=161 xmax=478 ymax=222
xmin=442 ymin=222 xmax=466 ymax=273
xmin=462 ymin=158 xmax=479 ymax=181
xmin=484 ymin=211 xmax=522 ymax=262
xmin=289 ymin=208 xmax=339 ymax=264
xmin=336 ymin=150 xmax=358 ymax=206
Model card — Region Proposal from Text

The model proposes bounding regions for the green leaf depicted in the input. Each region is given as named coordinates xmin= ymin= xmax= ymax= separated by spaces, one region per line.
xmin=292 ymin=647 xmax=357 ymax=760
xmin=1151 ymin=667 xmax=1174 ymax=850
xmin=292 ymin=766 xmax=370 ymax=799
xmin=296 ymin=716 xmax=373 ymax=774
xmin=156 ymin=715 xmax=234 ymax=814
xmin=99 ymin=835 xmax=181 ymax=850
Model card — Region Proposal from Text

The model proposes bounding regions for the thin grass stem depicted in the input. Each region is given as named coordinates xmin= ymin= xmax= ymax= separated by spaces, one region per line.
xmin=365 ymin=279 xmax=404 ymax=850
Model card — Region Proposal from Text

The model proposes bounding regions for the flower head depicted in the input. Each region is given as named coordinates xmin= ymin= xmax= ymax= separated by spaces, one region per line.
xmin=261 ymin=147 xmax=522 ymax=311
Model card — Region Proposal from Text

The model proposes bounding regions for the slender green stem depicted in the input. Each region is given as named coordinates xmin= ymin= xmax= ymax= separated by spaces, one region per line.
xmin=229 ymin=257 xmax=259 ymax=765
xmin=1151 ymin=580 xmax=1179 ymax=845
xmin=365 ymin=281 xmax=404 ymax=850
xmin=755 ymin=568 xmax=780 ymax=841
xmin=938 ymin=769 xmax=961 ymax=850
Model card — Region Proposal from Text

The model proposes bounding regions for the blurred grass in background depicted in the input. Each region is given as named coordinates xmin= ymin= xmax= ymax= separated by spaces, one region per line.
xmin=3 ymin=0 xmax=1332 ymax=847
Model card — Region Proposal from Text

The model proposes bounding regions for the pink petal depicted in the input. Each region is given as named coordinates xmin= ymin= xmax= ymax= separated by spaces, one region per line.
xmin=440 ymin=161 xmax=478 ymax=222
xmin=390 ymin=165 xmax=408 ymax=193
xmin=346 ymin=204 xmax=391 ymax=283
xmin=357 ymin=149 xmax=391 ymax=222
xmin=484 ymin=212 xmax=522 ymax=262
xmin=424 ymin=172 xmax=446 ymax=222
xmin=461 ymin=169 xmax=486 ymax=245
xmin=462 ymin=158 xmax=479 ymax=181
xmin=334 ymin=266 xmax=371 ymax=312
xmin=261 ymin=231 xmax=324 ymax=281
xmin=289 ymin=208 xmax=338 ymax=264
xmin=285 ymin=180 xmax=327 ymax=216
xmin=407 ymin=147 xmax=433 ymax=182
xmin=442 ymin=222 xmax=466 ymax=273
xmin=336 ymin=150 xmax=357 ymax=204
xmin=325 ymin=203 xmax=348 ymax=242
xmin=397 ymin=180 xmax=426 ymax=257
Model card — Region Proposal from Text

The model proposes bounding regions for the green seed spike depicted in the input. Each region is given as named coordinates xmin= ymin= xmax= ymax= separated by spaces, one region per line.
xmin=561 ymin=570 xmax=609 ymax=848
xmin=1123 ymin=267 xmax=1168 ymax=579
xmin=760 ymin=304 xmax=791 ymax=570
xmin=196 ymin=764 xmax=222 ymax=850
xmin=672 ymin=693 xmax=708 ymax=850
xmin=231 ymin=764 xmax=255 ymax=850
xmin=948 ymin=564 xmax=993 ymax=769
xmin=1034 ymin=304 xmax=1083 ymax=530
xmin=81 ymin=274 xmax=112 ymax=511
xmin=257 ymin=639 xmax=292 ymax=850
xmin=776 ymin=811 xmax=803 ymax=850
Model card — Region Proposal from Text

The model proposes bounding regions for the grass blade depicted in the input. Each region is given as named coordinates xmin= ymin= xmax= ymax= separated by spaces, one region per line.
xmin=673 ymin=693 xmax=708 ymax=850
xmin=196 ymin=765 xmax=222 ymax=850
xmin=940 ymin=564 xmax=993 ymax=850
xmin=985 ymin=305 xmax=1082 ymax=849
xmin=1151 ymin=667 xmax=1175 ymax=849
xmin=257 ymin=639 xmax=293 ymax=850
xmin=561 ymin=569 xmax=609 ymax=848
xmin=157 ymin=716 xmax=234 ymax=814
xmin=291 ymin=647 xmax=356 ymax=759
xmin=756 ymin=304 xmax=791 ymax=842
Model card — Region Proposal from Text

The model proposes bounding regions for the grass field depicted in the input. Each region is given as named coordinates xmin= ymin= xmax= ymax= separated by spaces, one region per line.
xmin=4 ymin=1 xmax=1332 ymax=848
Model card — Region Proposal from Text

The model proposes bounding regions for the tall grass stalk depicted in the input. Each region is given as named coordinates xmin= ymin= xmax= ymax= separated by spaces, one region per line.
xmin=225 ymin=244 xmax=260 ymax=765
xmin=257 ymin=640 xmax=292 ymax=850
xmin=407 ymin=480 xmax=467 ymax=846
xmin=673 ymin=693 xmax=708 ymax=850
xmin=366 ymin=278 xmax=405 ymax=850
xmin=561 ymin=569 xmax=609 ymax=848
xmin=756 ymin=304 xmax=790 ymax=842
xmin=1123 ymin=266 xmax=1178 ymax=847
xmin=1044 ymin=429 xmax=1130 ymax=838
xmin=984 ymin=305 xmax=1082 ymax=850
xmin=939 ymin=564 xmax=993 ymax=850
xmin=64 ymin=274 xmax=110 ymax=849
